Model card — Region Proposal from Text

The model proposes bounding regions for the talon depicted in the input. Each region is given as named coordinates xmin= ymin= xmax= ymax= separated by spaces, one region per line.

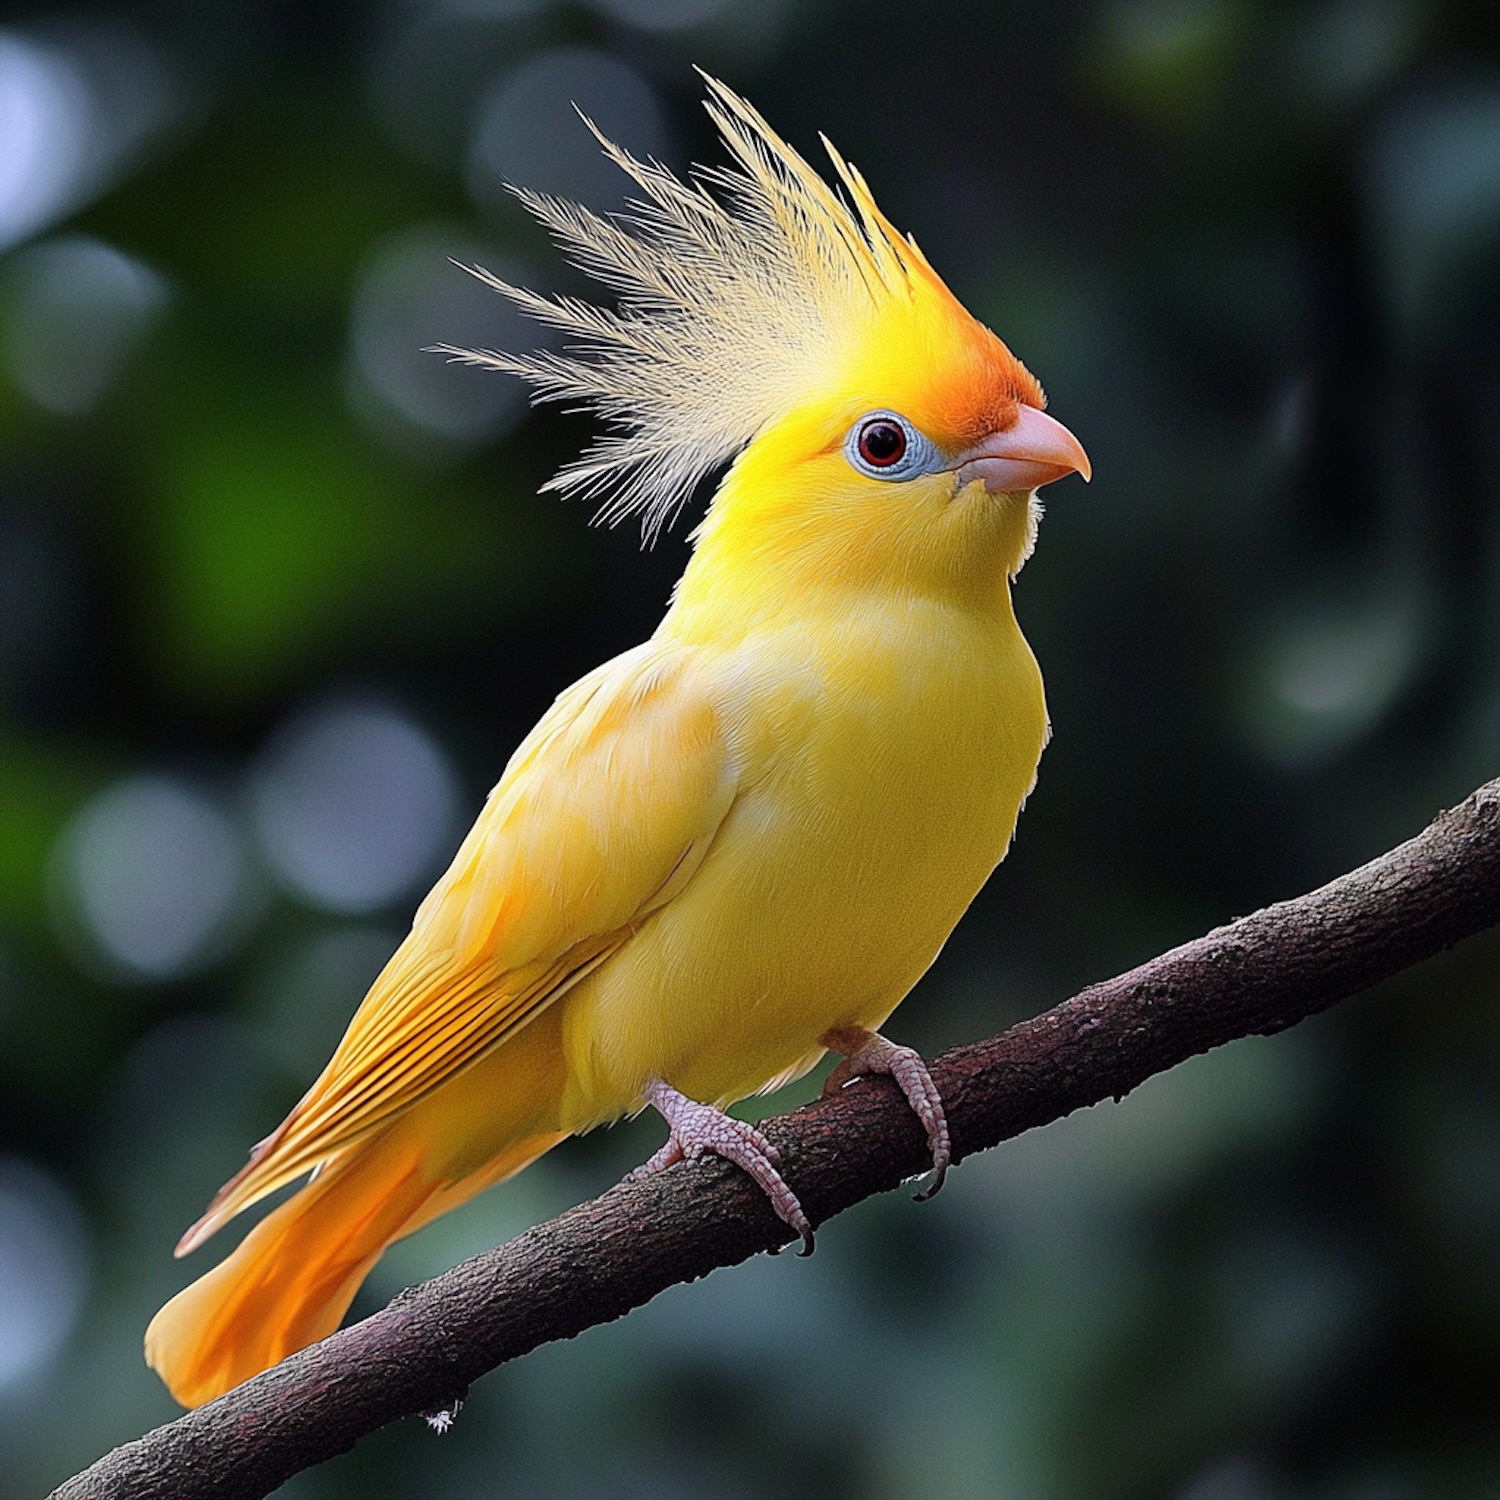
xmin=913 ymin=1161 xmax=947 ymax=1202
xmin=633 ymin=1136 xmax=684 ymax=1178
xmin=640 ymin=1080 xmax=812 ymax=1248
xmin=821 ymin=1027 xmax=951 ymax=1194
xmin=821 ymin=1058 xmax=855 ymax=1096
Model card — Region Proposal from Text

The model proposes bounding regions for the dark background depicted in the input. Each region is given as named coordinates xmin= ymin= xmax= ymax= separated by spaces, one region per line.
xmin=0 ymin=0 xmax=1496 ymax=1495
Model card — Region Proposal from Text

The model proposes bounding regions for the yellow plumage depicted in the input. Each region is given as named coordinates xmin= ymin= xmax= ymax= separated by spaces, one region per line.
xmin=146 ymin=77 xmax=1088 ymax=1408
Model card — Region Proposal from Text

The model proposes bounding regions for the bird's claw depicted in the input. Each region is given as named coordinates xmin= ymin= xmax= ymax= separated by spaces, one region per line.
xmin=639 ymin=1080 xmax=813 ymax=1253
xmin=822 ymin=1028 xmax=951 ymax=1199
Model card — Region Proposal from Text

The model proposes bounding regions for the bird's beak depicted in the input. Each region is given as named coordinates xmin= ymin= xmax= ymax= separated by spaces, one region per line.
xmin=951 ymin=406 xmax=1092 ymax=493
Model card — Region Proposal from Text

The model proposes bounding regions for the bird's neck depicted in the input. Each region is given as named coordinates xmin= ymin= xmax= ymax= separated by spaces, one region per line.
xmin=660 ymin=463 xmax=1036 ymax=648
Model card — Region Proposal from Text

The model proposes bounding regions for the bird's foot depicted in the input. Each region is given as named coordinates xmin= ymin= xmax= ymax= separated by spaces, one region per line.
xmin=821 ymin=1027 xmax=951 ymax=1200
xmin=634 ymin=1080 xmax=814 ymax=1255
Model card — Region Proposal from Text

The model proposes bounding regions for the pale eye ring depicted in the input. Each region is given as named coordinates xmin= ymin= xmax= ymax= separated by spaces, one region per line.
xmin=843 ymin=410 xmax=940 ymax=481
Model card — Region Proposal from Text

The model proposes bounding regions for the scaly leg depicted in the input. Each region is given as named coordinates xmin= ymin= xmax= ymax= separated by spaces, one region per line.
xmin=821 ymin=1027 xmax=951 ymax=1200
xmin=634 ymin=1080 xmax=814 ymax=1255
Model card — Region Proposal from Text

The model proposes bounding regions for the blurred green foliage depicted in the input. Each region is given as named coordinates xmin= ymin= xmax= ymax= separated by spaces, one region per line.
xmin=0 ymin=0 xmax=1496 ymax=1496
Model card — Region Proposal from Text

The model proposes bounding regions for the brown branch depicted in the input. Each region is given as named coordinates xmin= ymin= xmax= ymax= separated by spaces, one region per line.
xmin=51 ymin=776 xmax=1500 ymax=1500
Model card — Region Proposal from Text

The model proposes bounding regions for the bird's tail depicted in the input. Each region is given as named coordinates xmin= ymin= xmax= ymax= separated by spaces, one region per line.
xmin=145 ymin=1123 xmax=563 ymax=1409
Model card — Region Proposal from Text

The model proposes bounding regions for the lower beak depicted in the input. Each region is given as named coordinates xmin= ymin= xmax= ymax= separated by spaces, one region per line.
xmin=951 ymin=406 xmax=1092 ymax=493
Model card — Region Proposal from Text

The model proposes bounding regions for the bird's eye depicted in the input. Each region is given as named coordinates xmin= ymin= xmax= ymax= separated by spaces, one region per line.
xmin=843 ymin=410 xmax=939 ymax=482
xmin=858 ymin=419 xmax=906 ymax=467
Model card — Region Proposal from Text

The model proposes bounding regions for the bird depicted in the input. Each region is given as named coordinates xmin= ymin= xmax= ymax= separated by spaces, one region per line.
xmin=145 ymin=76 xmax=1090 ymax=1409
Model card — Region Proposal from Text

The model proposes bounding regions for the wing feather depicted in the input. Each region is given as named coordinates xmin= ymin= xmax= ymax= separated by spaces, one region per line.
xmin=179 ymin=642 xmax=735 ymax=1253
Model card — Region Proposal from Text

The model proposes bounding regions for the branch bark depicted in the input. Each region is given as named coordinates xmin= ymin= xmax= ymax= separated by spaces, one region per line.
xmin=52 ymin=776 xmax=1500 ymax=1500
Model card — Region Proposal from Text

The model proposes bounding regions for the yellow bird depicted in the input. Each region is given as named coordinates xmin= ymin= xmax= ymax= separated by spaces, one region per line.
xmin=146 ymin=78 xmax=1090 ymax=1409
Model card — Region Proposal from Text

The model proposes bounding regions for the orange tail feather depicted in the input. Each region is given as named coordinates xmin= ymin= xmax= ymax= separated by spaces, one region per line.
xmin=146 ymin=1127 xmax=563 ymax=1408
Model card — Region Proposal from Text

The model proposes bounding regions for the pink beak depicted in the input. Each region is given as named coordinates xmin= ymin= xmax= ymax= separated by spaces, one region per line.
xmin=951 ymin=405 xmax=1092 ymax=493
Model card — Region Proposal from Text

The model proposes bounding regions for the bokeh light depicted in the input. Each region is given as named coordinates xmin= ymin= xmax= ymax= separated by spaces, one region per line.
xmin=586 ymin=0 xmax=735 ymax=31
xmin=0 ymin=32 xmax=92 ymax=254
xmin=51 ymin=777 xmax=257 ymax=984
xmin=0 ymin=1156 xmax=88 ymax=1392
xmin=1365 ymin=76 xmax=1500 ymax=322
xmin=468 ymin=47 xmax=674 ymax=218
xmin=347 ymin=223 xmax=532 ymax=448
xmin=1 ymin=235 xmax=166 ymax=415
xmin=249 ymin=700 xmax=461 ymax=915
xmin=1288 ymin=0 xmax=1419 ymax=108
xmin=1243 ymin=597 xmax=1424 ymax=765
xmin=0 ymin=23 xmax=174 ymax=255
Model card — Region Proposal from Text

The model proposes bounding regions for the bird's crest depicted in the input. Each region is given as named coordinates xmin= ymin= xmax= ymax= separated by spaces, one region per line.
xmin=437 ymin=75 xmax=985 ymax=539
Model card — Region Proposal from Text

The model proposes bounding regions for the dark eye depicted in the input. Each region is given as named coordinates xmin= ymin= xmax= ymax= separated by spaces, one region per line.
xmin=842 ymin=409 xmax=937 ymax=481
xmin=857 ymin=419 xmax=907 ymax=468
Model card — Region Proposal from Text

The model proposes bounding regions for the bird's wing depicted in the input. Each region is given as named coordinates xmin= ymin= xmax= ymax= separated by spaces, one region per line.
xmin=180 ymin=641 xmax=736 ymax=1252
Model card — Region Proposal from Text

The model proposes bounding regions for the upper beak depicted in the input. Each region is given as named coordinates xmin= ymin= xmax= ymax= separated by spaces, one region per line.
xmin=951 ymin=405 xmax=1092 ymax=493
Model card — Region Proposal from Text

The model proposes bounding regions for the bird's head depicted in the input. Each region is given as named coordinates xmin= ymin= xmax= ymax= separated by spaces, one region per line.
xmin=441 ymin=77 xmax=1089 ymax=617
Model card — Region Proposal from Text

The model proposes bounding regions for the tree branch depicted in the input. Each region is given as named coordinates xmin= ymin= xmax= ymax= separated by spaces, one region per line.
xmin=51 ymin=777 xmax=1500 ymax=1500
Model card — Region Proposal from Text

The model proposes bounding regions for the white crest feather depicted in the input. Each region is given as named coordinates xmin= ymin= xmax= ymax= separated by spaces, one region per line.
xmin=433 ymin=75 xmax=922 ymax=539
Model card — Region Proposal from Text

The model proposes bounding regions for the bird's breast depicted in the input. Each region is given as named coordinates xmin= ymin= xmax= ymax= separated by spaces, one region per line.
xmin=560 ymin=595 xmax=1048 ymax=1120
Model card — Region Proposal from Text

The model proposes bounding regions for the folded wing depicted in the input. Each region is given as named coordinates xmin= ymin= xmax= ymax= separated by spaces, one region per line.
xmin=178 ymin=640 xmax=737 ymax=1254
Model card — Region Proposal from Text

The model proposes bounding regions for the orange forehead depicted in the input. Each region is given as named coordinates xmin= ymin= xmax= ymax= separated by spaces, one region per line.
xmin=844 ymin=261 xmax=1045 ymax=452
xmin=917 ymin=314 xmax=1044 ymax=447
